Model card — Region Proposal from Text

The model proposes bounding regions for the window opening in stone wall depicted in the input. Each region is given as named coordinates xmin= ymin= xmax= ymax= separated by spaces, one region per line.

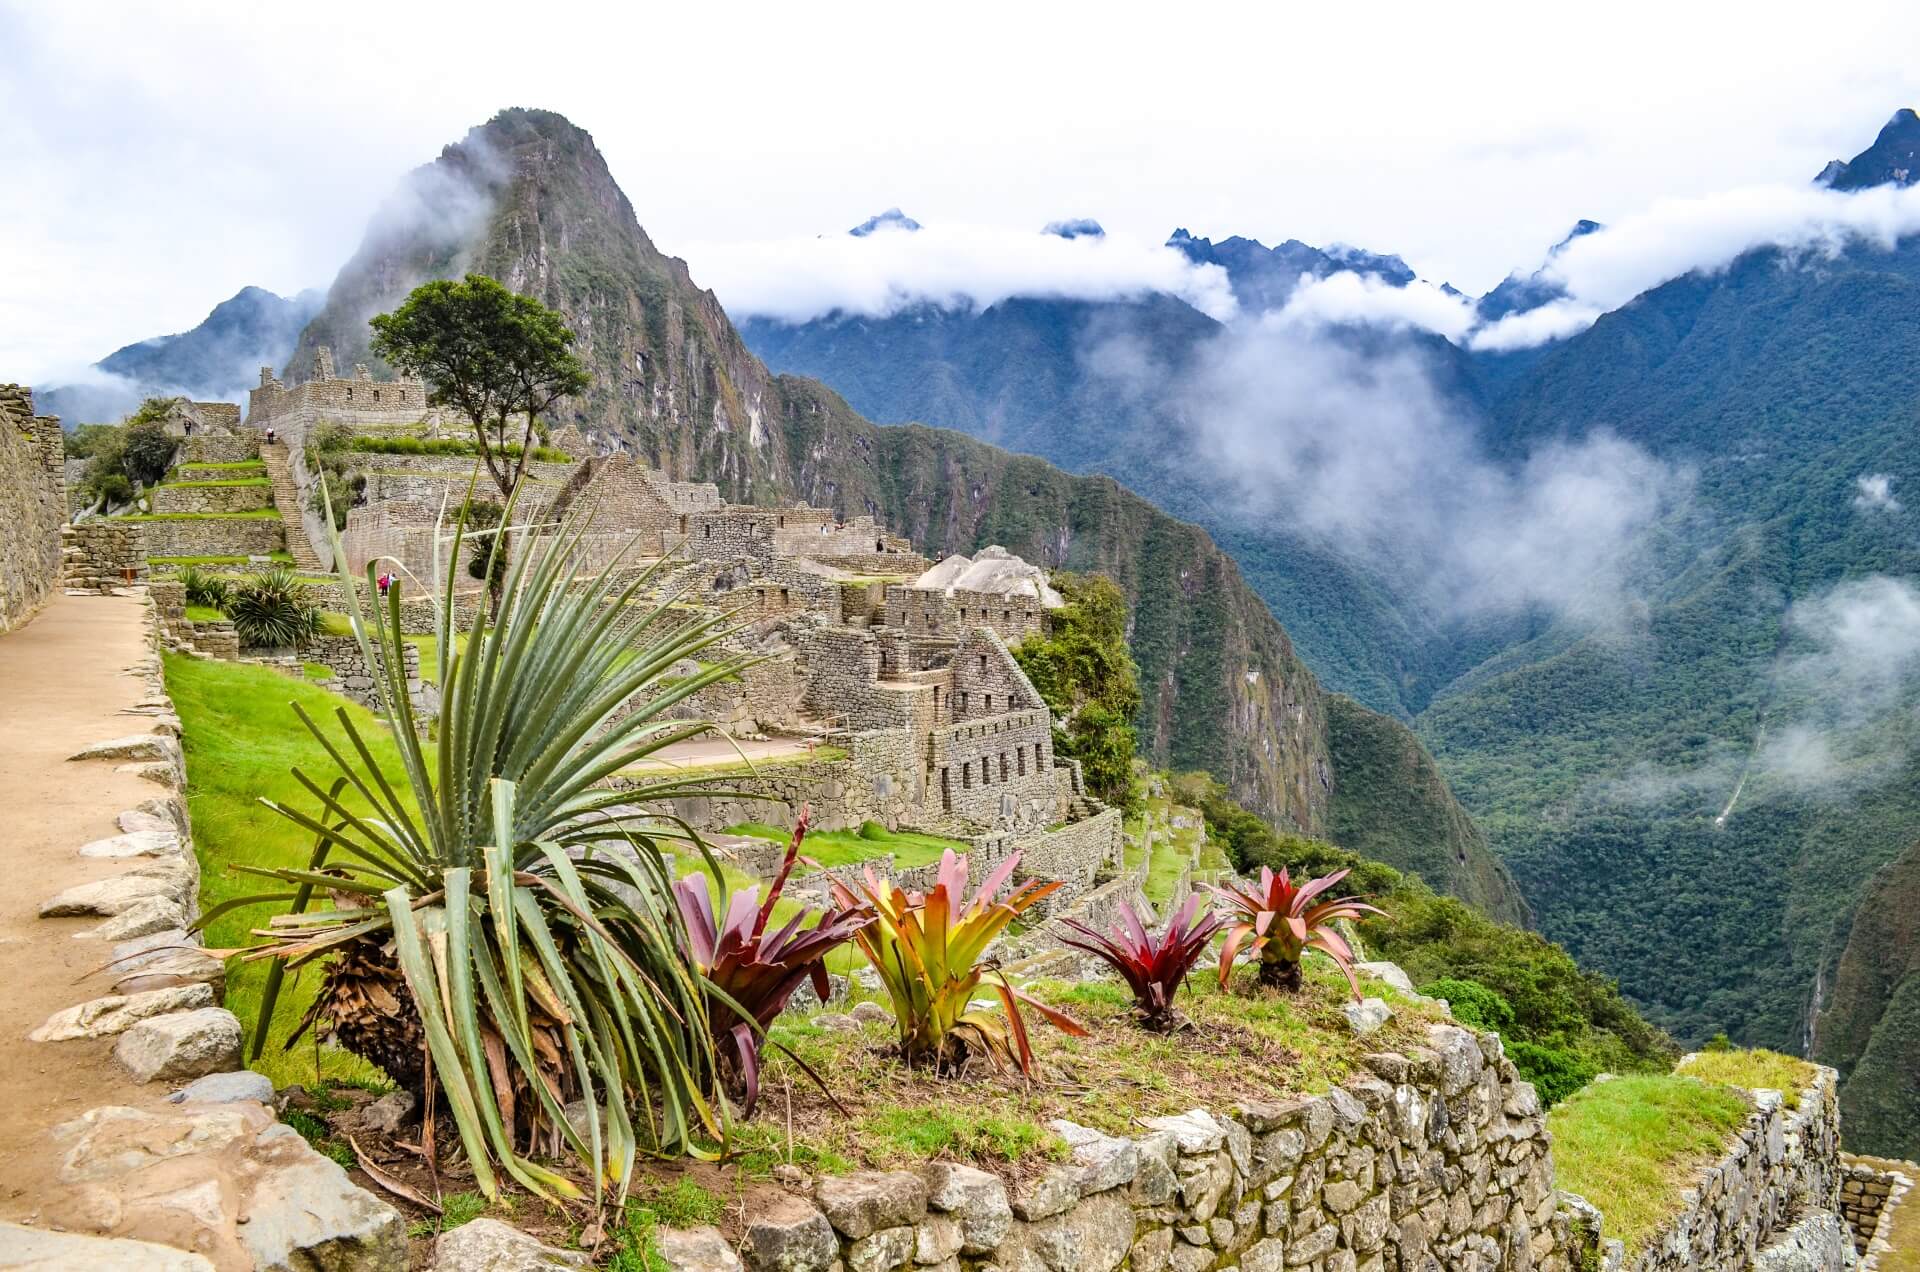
xmin=704 ymin=524 xmax=712 ymax=538
xmin=960 ymin=691 xmax=968 ymax=713
xmin=941 ymin=767 xmax=951 ymax=811
xmin=1034 ymin=742 xmax=1044 ymax=771
xmin=373 ymin=390 xmax=380 ymax=402
xmin=1017 ymin=749 xmax=1026 ymax=777
xmin=980 ymin=756 xmax=989 ymax=786
xmin=345 ymin=387 xmax=353 ymax=401
xmin=984 ymin=694 xmax=993 ymax=713
xmin=962 ymin=761 xmax=971 ymax=789
xmin=1004 ymin=609 xmax=1011 ymax=623
xmin=1000 ymin=753 xmax=1009 ymax=781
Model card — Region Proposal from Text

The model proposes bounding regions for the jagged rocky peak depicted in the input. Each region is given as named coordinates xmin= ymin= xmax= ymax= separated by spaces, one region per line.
xmin=1475 ymin=218 xmax=1604 ymax=323
xmin=1164 ymin=228 xmax=1415 ymax=312
xmin=1815 ymin=106 xmax=1920 ymax=190
xmin=1042 ymin=217 xmax=1106 ymax=239
xmin=849 ymin=207 xmax=922 ymax=236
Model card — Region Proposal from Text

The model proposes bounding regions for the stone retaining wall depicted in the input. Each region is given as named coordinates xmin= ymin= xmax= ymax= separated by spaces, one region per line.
xmin=1568 ymin=1064 xmax=1844 ymax=1272
xmin=661 ymin=1019 xmax=1582 ymax=1272
xmin=148 ymin=481 xmax=274 ymax=514
xmin=1841 ymin=1156 xmax=1916 ymax=1268
xmin=61 ymin=520 xmax=146 ymax=592
xmin=181 ymin=433 xmax=261 ymax=464
xmin=302 ymin=634 xmax=435 ymax=717
xmin=133 ymin=515 xmax=286 ymax=558
xmin=0 ymin=384 xmax=68 ymax=631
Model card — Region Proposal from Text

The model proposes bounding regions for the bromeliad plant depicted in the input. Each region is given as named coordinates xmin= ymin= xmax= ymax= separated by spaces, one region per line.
xmin=673 ymin=810 xmax=871 ymax=1115
xmin=205 ymin=483 xmax=763 ymax=1203
xmin=1055 ymin=894 xmax=1222 ymax=1032
xmin=828 ymin=850 xmax=1086 ymax=1074
xmin=1206 ymin=866 xmax=1386 ymax=997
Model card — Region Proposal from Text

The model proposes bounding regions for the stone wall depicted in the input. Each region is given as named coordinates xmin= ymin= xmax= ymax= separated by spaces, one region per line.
xmin=885 ymin=584 xmax=1044 ymax=646
xmin=1840 ymin=1157 xmax=1915 ymax=1267
xmin=0 ymin=384 xmax=68 ymax=631
xmin=148 ymin=481 xmax=274 ymax=515
xmin=61 ymin=521 xmax=146 ymax=592
xmin=1567 ymin=1065 xmax=1844 ymax=1272
xmin=131 ymin=514 xmax=287 ymax=558
xmin=301 ymin=635 xmax=434 ymax=717
xmin=181 ymin=433 xmax=261 ymax=464
xmin=674 ymin=1019 xmax=1581 ymax=1272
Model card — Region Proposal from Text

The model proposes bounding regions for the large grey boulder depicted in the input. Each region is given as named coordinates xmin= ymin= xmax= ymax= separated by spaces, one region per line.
xmin=651 ymin=1224 xmax=744 ymax=1271
xmin=0 ymin=1222 xmax=213 ymax=1269
xmin=113 ymin=1007 xmax=243 ymax=1082
xmin=69 ymin=734 xmax=179 ymax=763
xmin=30 ymin=984 xmax=213 ymax=1041
xmin=1343 ymin=997 xmax=1394 ymax=1035
xmin=78 ymin=829 xmax=184 ymax=858
xmin=77 ymin=894 xmax=191 ymax=941
xmin=997 ymin=1189 xmax=1134 ymax=1272
xmin=1047 ymin=1119 xmax=1140 ymax=1195
xmin=431 ymin=1218 xmax=590 ymax=1269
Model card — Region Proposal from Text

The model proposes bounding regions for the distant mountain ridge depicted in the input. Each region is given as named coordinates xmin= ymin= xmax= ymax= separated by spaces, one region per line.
xmin=39 ymin=285 xmax=321 ymax=425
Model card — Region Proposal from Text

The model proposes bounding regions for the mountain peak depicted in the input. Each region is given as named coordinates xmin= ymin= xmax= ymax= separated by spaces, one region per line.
xmin=1815 ymin=107 xmax=1920 ymax=190
xmin=1042 ymin=217 xmax=1105 ymax=240
xmin=849 ymin=208 xmax=921 ymax=237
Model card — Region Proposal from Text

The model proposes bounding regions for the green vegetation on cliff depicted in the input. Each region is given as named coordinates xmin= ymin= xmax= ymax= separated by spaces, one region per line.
xmin=1816 ymin=838 xmax=1920 ymax=1157
xmin=1011 ymin=572 xmax=1142 ymax=811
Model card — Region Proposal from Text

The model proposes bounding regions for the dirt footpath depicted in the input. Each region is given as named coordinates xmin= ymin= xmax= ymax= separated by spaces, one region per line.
xmin=0 ymin=593 xmax=174 ymax=1218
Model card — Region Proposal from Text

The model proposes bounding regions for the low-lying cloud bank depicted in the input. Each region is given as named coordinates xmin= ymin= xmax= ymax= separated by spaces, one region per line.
xmin=684 ymin=220 xmax=1238 ymax=324
xmin=707 ymin=178 xmax=1920 ymax=353
xmin=1087 ymin=316 xmax=1694 ymax=626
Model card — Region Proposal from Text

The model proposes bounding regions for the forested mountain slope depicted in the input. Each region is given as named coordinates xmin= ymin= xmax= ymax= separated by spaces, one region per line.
xmin=286 ymin=108 xmax=1526 ymax=923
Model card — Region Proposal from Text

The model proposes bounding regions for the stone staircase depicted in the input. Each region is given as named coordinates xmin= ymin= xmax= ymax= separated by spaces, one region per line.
xmin=260 ymin=442 xmax=325 ymax=571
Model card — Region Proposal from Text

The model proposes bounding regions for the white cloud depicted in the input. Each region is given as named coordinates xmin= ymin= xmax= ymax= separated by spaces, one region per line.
xmin=682 ymin=222 xmax=1238 ymax=324
xmin=1467 ymin=298 xmax=1605 ymax=351
xmin=1091 ymin=317 xmax=1692 ymax=623
xmin=1853 ymin=472 xmax=1902 ymax=511
xmin=1273 ymin=273 xmax=1476 ymax=340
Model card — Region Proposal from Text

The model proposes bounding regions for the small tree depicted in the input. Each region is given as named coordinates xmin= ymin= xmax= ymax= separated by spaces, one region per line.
xmin=1012 ymin=571 xmax=1143 ymax=809
xmin=368 ymin=275 xmax=588 ymax=598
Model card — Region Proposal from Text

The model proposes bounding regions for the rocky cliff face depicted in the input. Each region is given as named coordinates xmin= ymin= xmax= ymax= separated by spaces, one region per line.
xmin=286 ymin=108 xmax=1518 ymax=910
xmin=1816 ymin=839 xmax=1920 ymax=1158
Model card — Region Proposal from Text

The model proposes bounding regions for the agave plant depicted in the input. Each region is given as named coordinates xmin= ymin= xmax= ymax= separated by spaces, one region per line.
xmin=672 ymin=810 xmax=871 ymax=1115
xmin=1055 ymin=895 xmax=1222 ymax=1031
xmin=176 ymin=565 xmax=233 ymax=612
xmin=1206 ymin=866 xmax=1386 ymax=997
xmin=828 ymin=850 xmax=1086 ymax=1073
xmin=205 ymin=484 xmax=764 ymax=1202
xmin=227 ymin=566 xmax=321 ymax=648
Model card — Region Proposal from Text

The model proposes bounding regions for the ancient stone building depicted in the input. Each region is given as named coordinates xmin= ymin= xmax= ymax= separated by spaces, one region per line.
xmin=0 ymin=386 xmax=68 ymax=631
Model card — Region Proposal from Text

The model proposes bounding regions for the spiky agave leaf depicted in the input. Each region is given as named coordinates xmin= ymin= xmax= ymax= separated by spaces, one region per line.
xmin=238 ymin=478 xmax=774 ymax=1200
xmin=1056 ymin=895 xmax=1222 ymax=1030
xmin=672 ymin=809 xmax=873 ymax=1114
xmin=828 ymin=849 xmax=1086 ymax=1073
xmin=1205 ymin=867 xmax=1387 ymax=997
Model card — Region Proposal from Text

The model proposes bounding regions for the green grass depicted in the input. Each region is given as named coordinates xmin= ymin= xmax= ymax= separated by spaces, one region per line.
xmin=186 ymin=605 xmax=227 ymax=623
xmin=176 ymin=460 xmax=266 ymax=473
xmin=165 ymin=652 xmax=416 ymax=1088
xmin=409 ymin=1189 xmax=490 ymax=1238
xmin=615 ymin=746 xmax=844 ymax=780
xmin=611 ymin=1179 xmax=728 ymax=1272
xmin=722 ymin=819 xmax=967 ymax=869
xmin=160 ymin=477 xmax=271 ymax=489
xmin=1548 ymin=1075 xmax=1750 ymax=1256
xmin=150 ymin=552 xmax=294 ymax=566
xmin=316 ymin=611 xmax=354 ymax=636
xmin=1677 ymin=1048 xmax=1816 ymax=1109
xmin=116 ymin=509 xmax=282 ymax=521
xmin=855 ymin=1106 xmax=1067 ymax=1166
xmin=302 ymin=662 xmax=334 ymax=681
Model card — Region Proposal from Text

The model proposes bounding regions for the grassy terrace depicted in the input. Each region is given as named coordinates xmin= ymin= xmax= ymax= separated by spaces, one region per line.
xmin=1124 ymin=792 xmax=1232 ymax=904
xmin=150 ymin=552 xmax=294 ymax=567
xmin=116 ymin=509 xmax=282 ymax=521
xmin=752 ymin=963 xmax=1448 ymax=1176
xmin=185 ymin=604 xmax=226 ymax=623
xmin=160 ymin=476 xmax=272 ymax=489
xmin=1677 ymin=1047 xmax=1816 ymax=1108
xmin=1548 ymin=1073 xmax=1754 ymax=1257
xmin=722 ymin=819 xmax=968 ymax=869
xmin=176 ymin=460 xmax=267 ymax=472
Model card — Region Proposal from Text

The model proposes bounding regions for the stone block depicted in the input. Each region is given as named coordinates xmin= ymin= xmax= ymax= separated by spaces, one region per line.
xmin=113 ymin=1007 xmax=244 ymax=1082
xmin=651 ymin=1225 xmax=743 ymax=1271
xmin=170 ymin=1069 xmax=276 ymax=1106
xmin=816 ymin=1170 xmax=928 ymax=1238
xmin=743 ymin=1193 xmax=840 ymax=1271
xmin=0 ymin=1223 xmax=214 ymax=1270
xmin=30 ymin=983 xmax=214 ymax=1041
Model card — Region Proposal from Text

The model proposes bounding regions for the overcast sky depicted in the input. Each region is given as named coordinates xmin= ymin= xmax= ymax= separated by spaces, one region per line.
xmin=6 ymin=0 xmax=1920 ymax=383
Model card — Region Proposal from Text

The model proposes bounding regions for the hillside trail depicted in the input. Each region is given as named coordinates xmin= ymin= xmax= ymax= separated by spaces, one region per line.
xmin=0 ymin=593 xmax=176 ymax=1220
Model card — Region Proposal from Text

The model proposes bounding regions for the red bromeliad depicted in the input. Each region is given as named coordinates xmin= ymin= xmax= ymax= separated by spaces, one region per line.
xmin=672 ymin=811 xmax=871 ymax=1115
xmin=1205 ymin=867 xmax=1386 ymax=996
xmin=1055 ymin=894 xmax=1222 ymax=1031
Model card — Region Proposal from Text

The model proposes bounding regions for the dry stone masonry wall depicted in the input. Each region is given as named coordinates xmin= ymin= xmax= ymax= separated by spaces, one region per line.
xmin=1841 ymin=1157 xmax=1916 ymax=1268
xmin=0 ymin=384 xmax=68 ymax=630
xmin=663 ymin=1020 xmax=1581 ymax=1272
xmin=148 ymin=481 xmax=275 ymax=515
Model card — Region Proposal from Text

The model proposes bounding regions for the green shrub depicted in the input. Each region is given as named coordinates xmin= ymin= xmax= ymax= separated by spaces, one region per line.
xmin=177 ymin=566 xmax=233 ymax=612
xmin=1011 ymin=572 xmax=1142 ymax=810
xmin=121 ymin=420 xmax=177 ymax=487
xmin=227 ymin=568 xmax=321 ymax=649
xmin=1423 ymin=978 xmax=1515 ymax=1033
xmin=1507 ymin=1040 xmax=1600 ymax=1106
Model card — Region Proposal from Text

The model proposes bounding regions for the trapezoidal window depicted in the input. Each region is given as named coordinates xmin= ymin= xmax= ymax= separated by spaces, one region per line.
xmin=1000 ymin=752 xmax=1009 ymax=781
